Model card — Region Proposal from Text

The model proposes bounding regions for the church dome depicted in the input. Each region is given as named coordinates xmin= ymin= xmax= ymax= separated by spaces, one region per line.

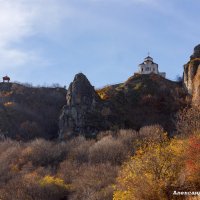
xmin=144 ymin=56 xmax=153 ymax=62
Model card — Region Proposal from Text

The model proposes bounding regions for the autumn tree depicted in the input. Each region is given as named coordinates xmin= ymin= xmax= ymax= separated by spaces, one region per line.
xmin=185 ymin=133 xmax=200 ymax=189
xmin=113 ymin=134 xmax=186 ymax=200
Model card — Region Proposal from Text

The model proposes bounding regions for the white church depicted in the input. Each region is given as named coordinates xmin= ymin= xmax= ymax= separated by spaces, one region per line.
xmin=138 ymin=55 xmax=166 ymax=78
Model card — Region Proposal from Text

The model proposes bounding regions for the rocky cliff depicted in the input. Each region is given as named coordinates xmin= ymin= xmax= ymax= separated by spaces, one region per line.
xmin=184 ymin=44 xmax=200 ymax=106
xmin=59 ymin=73 xmax=114 ymax=138
xmin=59 ymin=73 xmax=187 ymax=138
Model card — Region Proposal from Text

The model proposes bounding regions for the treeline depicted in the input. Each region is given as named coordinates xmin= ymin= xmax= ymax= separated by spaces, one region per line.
xmin=13 ymin=82 xmax=66 ymax=89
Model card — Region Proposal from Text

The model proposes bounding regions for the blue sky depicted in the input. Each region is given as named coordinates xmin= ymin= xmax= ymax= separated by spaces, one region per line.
xmin=0 ymin=0 xmax=199 ymax=88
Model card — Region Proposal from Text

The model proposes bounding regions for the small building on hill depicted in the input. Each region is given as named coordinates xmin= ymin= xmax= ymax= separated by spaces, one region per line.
xmin=138 ymin=55 xmax=166 ymax=78
xmin=3 ymin=75 xmax=10 ymax=83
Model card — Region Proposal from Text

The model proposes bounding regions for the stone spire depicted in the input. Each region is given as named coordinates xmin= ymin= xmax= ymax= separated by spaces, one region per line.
xmin=66 ymin=73 xmax=99 ymax=106
xmin=59 ymin=73 xmax=105 ymax=138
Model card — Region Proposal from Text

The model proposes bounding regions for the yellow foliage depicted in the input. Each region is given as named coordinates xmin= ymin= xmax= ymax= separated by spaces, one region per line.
xmin=113 ymin=136 xmax=187 ymax=200
xmin=134 ymin=82 xmax=142 ymax=90
xmin=113 ymin=190 xmax=133 ymax=200
xmin=96 ymin=86 xmax=110 ymax=100
xmin=39 ymin=175 xmax=70 ymax=190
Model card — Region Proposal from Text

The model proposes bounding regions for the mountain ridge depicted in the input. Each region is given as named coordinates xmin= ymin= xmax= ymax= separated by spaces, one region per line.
xmin=0 ymin=45 xmax=200 ymax=140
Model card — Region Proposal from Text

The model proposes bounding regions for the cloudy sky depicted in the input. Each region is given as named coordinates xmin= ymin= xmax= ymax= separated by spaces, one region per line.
xmin=0 ymin=0 xmax=199 ymax=87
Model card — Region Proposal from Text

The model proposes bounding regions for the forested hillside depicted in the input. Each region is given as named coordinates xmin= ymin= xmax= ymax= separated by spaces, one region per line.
xmin=0 ymin=83 xmax=66 ymax=140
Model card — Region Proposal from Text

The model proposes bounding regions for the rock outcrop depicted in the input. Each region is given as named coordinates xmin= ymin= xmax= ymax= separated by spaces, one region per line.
xmin=184 ymin=44 xmax=200 ymax=106
xmin=59 ymin=73 xmax=112 ymax=138
xmin=59 ymin=72 xmax=187 ymax=138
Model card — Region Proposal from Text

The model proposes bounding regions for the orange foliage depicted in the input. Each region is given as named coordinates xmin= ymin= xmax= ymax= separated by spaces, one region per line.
xmin=185 ymin=134 xmax=200 ymax=182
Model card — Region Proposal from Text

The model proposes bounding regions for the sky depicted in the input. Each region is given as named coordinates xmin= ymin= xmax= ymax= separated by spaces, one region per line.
xmin=0 ymin=0 xmax=199 ymax=88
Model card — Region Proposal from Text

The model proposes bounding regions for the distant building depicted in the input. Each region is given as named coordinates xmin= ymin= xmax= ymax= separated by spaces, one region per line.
xmin=3 ymin=75 xmax=10 ymax=83
xmin=138 ymin=55 xmax=166 ymax=78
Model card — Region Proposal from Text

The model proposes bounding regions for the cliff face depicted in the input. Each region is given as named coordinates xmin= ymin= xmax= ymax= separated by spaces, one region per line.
xmin=66 ymin=73 xmax=99 ymax=107
xmin=59 ymin=73 xmax=113 ymax=138
xmin=184 ymin=44 xmax=200 ymax=106
xmin=59 ymin=73 xmax=187 ymax=138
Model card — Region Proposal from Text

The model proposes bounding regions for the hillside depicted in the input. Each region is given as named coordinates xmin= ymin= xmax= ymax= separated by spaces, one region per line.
xmin=0 ymin=74 xmax=190 ymax=141
xmin=0 ymin=82 xmax=66 ymax=140
xmin=1 ymin=45 xmax=200 ymax=140
xmin=98 ymin=74 xmax=188 ymax=132
xmin=0 ymin=46 xmax=199 ymax=200
xmin=59 ymin=73 xmax=188 ymax=138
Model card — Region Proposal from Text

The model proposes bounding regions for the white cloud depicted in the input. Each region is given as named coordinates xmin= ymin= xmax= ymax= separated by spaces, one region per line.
xmin=0 ymin=1 xmax=37 ymax=69
xmin=0 ymin=0 xmax=73 ymax=70
xmin=0 ymin=1 xmax=33 ymax=45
